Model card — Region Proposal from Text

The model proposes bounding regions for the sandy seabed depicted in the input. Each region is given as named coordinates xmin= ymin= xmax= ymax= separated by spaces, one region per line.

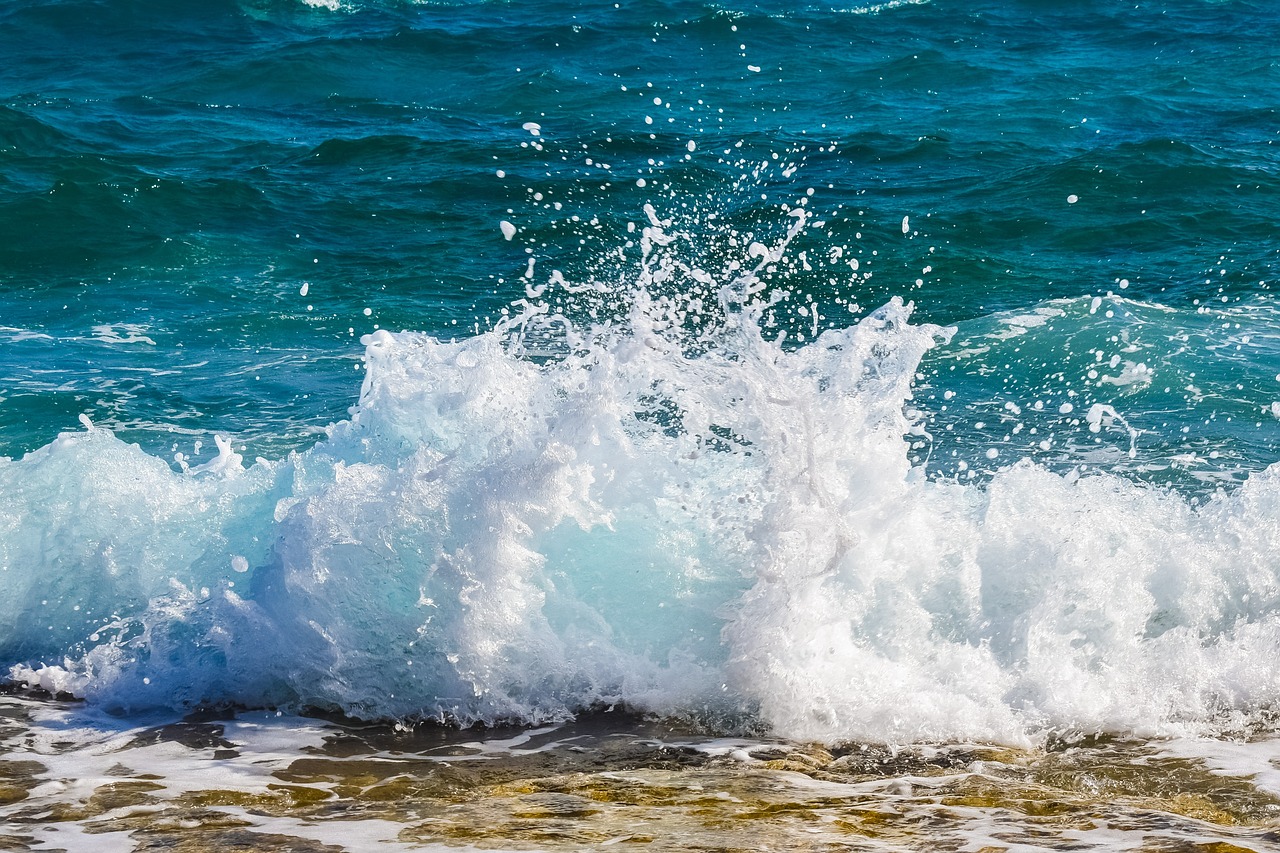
xmin=1 ymin=692 xmax=1279 ymax=852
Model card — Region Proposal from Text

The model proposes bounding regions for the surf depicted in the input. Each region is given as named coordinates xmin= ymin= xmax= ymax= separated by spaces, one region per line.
xmin=2 ymin=204 xmax=1279 ymax=749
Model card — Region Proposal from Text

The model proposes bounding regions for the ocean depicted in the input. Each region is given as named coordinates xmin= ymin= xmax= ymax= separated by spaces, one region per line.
xmin=3 ymin=0 xmax=1280 ymax=849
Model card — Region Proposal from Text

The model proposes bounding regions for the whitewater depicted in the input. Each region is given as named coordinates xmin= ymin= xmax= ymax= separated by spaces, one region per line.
xmin=5 ymin=204 xmax=1280 ymax=751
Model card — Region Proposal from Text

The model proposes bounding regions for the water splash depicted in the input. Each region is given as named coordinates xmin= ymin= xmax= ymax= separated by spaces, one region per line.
xmin=5 ymin=207 xmax=1280 ymax=747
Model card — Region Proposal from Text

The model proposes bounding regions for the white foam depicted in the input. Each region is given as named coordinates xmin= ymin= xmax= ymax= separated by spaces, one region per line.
xmin=1098 ymin=360 xmax=1153 ymax=388
xmin=838 ymin=0 xmax=932 ymax=15
xmin=7 ymin=213 xmax=1280 ymax=747
xmin=1158 ymin=736 xmax=1280 ymax=799
xmin=24 ymin=822 xmax=135 ymax=853
xmin=0 ymin=325 xmax=55 ymax=342
xmin=90 ymin=323 xmax=157 ymax=346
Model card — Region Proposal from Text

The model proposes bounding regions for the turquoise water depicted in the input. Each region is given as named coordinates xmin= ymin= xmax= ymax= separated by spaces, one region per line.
xmin=4 ymin=0 xmax=1280 ymax=748
xmin=5 ymin=0 xmax=1279 ymax=476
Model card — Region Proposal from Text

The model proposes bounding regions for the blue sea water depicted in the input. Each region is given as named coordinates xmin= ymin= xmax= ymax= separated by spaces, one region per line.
xmin=3 ymin=0 xmax=1280 ymax=745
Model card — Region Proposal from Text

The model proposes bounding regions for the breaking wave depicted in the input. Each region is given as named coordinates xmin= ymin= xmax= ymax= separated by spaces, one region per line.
xmin=6 ymin=208 xmax=1280 ymax=747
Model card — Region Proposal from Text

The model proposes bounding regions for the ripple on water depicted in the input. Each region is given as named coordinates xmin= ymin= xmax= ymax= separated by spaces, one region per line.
xmin=1 ymin=693 xmax=1279 ymax=851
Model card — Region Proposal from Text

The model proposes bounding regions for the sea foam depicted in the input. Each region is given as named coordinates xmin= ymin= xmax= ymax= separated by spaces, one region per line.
xmin=6 ymin=218 xmax=1280 ymax=747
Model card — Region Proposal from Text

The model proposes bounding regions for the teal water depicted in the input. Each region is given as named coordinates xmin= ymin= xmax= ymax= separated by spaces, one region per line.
xmin=4 ymin=0 xmax=1280 ymax=747
xmin=4 ymin=0 xmax=1279 ymax=478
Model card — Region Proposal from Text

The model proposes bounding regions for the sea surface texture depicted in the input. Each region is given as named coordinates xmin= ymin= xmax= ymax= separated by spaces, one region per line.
xmin=3 ymin=0 xmax=1280 ymax=849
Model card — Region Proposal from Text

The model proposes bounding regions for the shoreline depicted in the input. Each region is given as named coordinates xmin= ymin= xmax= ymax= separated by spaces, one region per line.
xmin=2 ymin=692 xmax=1279 ymax=851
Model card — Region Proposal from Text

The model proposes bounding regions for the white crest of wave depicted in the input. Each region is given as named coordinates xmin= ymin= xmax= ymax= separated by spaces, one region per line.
xmin=5 ymin=211 xmax=1280 ymax=745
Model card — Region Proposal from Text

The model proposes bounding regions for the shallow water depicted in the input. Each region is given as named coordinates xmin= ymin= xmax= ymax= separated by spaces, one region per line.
xmin=3 ymin=692 xmax=1280 ymax=852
